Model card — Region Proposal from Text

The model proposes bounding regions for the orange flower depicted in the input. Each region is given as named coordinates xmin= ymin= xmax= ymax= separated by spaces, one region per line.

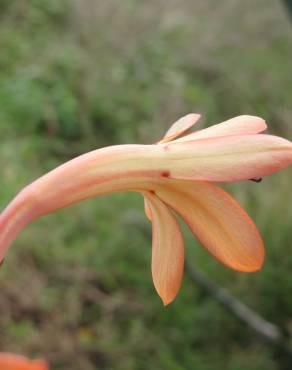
xmin=0 ymin=353 xmax=48 ymax=370
xmin=0 ymin=114 xmax=291 ymax=304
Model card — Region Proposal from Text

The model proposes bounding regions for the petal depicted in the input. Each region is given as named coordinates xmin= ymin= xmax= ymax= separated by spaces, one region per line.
xmin=144 ymin=192 xmax=184 ymax=305
xmin=0 ymin=353 xmax=48 ymax=370
xmin=153 ymin=179 xmax=264 ymax=272
xmin=165 ymin=134 xmax=292 ymax=182
xmin=173 ymin=115 xmax=267 ymax=142
xmin=144 ymin=198 xmax=152 ymax=220
xmin=159 ymin=113 xmax=201 ymax=143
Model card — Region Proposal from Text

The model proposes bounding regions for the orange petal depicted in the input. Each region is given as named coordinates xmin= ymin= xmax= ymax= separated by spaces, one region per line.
xmin=0 ymin=353 xmax=49 ymax=370
xmin=159 ymin=113 xmax=201 ymax=143
xmin=144 ymin=192 xmax=184 ymax=305
xmin=165 ymin=134 xmax=292 ymax=182
xmin=152 ymin=179 xmax=265 ymax=272
xmin=173 ymin=115 xmax=267 ymax=142
xmin=144 ymin=198 xmax=152 ymax=220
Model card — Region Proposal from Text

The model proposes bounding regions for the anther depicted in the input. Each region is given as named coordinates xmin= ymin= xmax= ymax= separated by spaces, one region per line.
xmin=249 ymin=177 xmax=263 ymax=183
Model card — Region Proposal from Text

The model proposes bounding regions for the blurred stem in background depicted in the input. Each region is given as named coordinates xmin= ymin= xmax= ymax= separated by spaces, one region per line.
xmin=127 ymin=214 xmax=292 ymax=370
xmin=282 ymin=0 xmax=292 ymax=19
xmin=185 ymin=263 xmax=292 ymax=370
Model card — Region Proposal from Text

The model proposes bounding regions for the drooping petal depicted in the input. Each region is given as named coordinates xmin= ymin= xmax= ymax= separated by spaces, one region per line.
xmin=173 ymin=115 xmax=267 ymax=142
xmin=144 ymin=192 xmax=184 ymax=305
xmin=151 ymin=179 xmax=265 ymax=272
xmin=164 ymin=134 xmax=292 ymax=182
xmin=159 ymin=113 xmax=201 ymax=143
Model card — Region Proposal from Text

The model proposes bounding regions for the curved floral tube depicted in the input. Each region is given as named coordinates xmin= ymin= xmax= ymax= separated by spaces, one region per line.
xmin=0 ymin=352 xmax=48 ymax=370
xmin=0 ymin=114 xmax=291 ymax=304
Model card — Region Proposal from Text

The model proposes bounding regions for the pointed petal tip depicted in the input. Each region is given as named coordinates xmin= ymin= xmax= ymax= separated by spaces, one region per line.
xmin=162 ymin=299 xmax=172 ymax=306
xmin=155 ymin=279 xmax=180 ymax=305
xmin=159 ymin=113 xmax=202 ymax=143
xmin=159 ymin=291 xmax=176 ymax=306
xmin=153 ymin=276 xmax=180 ymax=305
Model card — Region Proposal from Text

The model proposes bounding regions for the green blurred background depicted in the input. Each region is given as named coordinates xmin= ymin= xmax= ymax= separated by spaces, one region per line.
xmin=0 ymin=1 xmax=292 ymax=369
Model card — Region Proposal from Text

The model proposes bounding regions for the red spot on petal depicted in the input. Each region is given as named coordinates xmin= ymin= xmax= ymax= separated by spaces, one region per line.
xmin=161 ymin=171 xmax=170 ymax=178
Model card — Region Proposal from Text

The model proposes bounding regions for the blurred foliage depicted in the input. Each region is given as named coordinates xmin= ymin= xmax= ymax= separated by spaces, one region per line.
xmin=0 ymin=0 xmax=292 ymax=369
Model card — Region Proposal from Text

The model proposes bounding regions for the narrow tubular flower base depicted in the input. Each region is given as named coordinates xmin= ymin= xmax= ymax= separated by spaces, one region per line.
xmin=0 ymin=114 xmax=291 ymax=304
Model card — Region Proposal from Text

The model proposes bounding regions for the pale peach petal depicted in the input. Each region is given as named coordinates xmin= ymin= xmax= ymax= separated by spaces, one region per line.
xmin=151 ymin=179 xmax=265 ymax=272
xmin=164 ymin=134 xmax=292 ymax=182
xmin=173 ymin=115 xmax=267 ymax=142
xmin=159 ymin=113 xmax=201 ymax=143
xmin=144 ymin=192 xmax=184 ymax=305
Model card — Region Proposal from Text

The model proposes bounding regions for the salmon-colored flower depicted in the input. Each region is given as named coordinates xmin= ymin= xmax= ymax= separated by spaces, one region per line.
xmin=0 ymin=352 xmax=48 ymax=370
xmin=0 ymin=114 xmax=291 ymax=304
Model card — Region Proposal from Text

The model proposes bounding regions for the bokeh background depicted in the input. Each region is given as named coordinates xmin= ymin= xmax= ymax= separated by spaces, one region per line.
xmin=0 ymin=1 xmax=292 ymax=369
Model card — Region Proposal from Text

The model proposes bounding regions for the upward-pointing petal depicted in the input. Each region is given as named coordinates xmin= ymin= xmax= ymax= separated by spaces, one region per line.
xmin=159 ymin=113 xmax=201 ymax=143
xmin=165 ymin=134 xmax=292 ymax=182
xmin=173 ymin=115 xmax=267 ymax=142
xmin=144 ymin=192 xmax=184 ymax=305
